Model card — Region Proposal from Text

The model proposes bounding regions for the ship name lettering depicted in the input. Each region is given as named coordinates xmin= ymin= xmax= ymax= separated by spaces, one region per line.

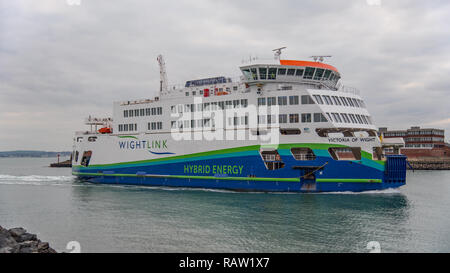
xmin=184 ymin=164 xmax=244 ymax=175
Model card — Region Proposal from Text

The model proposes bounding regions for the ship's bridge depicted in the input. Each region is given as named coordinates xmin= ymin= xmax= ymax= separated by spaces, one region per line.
xmin=240 ymin=60 xmax=341 ymax=90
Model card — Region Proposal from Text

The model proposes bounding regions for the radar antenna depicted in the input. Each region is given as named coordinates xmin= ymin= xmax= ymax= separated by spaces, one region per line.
xmin=157 ymin=54 xmax=168 ymax=93
xmin=272 ymin=47 xmax=287 ymax=60
xmin=310 ymin=55 xmax=332 ymax=62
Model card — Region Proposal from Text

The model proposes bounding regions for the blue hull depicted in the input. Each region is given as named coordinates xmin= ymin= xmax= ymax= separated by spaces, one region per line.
xmin=72 ymin=153 xmax=407 ymax=193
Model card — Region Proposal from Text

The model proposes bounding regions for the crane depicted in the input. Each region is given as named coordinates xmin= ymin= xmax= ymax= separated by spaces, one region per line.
xmin=157 ymin=54 xmax=168 ymax=93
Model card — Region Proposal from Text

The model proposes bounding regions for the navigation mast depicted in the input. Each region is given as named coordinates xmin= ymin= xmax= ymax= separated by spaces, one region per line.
xmin=272 ymin=47 xmax=287 ymax=60
xmin=157 ymin=54 xmax=168 ymax=93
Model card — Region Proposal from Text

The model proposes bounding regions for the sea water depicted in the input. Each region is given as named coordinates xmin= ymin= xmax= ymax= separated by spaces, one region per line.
xmin=1 ymin=157 xmax=450 ymax=253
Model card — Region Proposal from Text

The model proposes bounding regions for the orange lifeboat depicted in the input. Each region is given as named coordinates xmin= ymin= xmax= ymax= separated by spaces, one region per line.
xmin=98 ymin=127 xmax=112 ymax=134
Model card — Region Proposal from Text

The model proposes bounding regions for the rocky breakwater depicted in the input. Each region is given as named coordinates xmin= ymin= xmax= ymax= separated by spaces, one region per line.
xmin=0 ymin=226 xmax=57 ymax=253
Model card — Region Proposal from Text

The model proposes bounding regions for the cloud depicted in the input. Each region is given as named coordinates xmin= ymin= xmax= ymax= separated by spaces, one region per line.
xmin=0 ymin=0 xmax=449 ymax=150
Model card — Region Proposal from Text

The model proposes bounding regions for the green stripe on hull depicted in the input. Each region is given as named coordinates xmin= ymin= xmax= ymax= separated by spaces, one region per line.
xmin=72 ymin=171 xmax=299 ymax=182
xmin=74 ymin=143 xmax=381 ymax=169
xmin=72 ymin=172 xmax=381 ymax=183
xmin=316 ymin=178 xmax=382 ymax=183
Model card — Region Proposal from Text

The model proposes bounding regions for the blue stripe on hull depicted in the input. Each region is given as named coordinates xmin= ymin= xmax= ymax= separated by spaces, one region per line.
xmin=73 ymin=154 xmax=405 ymax=192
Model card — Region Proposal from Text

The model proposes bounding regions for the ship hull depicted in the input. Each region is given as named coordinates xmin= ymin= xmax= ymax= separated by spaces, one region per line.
xmin=72 ymin=143 xmax=406 ymax=193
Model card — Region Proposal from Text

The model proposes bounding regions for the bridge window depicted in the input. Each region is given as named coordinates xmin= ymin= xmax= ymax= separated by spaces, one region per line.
xmin=291 ymin=148 xmax=316 ymax=161
xmin=304 ymin=67 xmax=315 ymax=79
xmin=250 ymin=68 xmax=258 ymax=80
xmin=314 ymin=68 xmax=325 ymax=80
xmin=242 ymin=69 xmax=252 ymax=81
xmin=328 ymin=147 xmax=361 ymax=161
xmin=295 ymin=69 xmax=304 ymax=76
xmin=268 ymin=68 xmax=277 ymax=80
xmin=287 ymin=69 xmax=296 ymax=76
xmin=329 ymin=73 xmax=335 ymax=81
xmin=323 ymin=70 xmax=332 ymax=80
xmin=259 ymin=67 xmax=267 ymax=80
xmin=278 ymin=68 xmax=286 ymax=75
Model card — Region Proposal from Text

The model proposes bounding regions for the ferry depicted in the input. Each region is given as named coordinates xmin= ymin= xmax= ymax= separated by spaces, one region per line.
xmin=72 ymin=49 xmax=407 ymax=192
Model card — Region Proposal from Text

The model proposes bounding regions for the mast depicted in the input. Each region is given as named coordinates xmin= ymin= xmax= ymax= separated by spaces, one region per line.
xmin=157 ymin=54 xmax=168 ymax=94
xmin=272 ymin=47 xmax=287 ymax=60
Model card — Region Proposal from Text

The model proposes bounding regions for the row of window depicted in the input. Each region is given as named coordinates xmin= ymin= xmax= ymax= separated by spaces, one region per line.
xmin=171 ymin=99 xmax=249 ymax=114
xmin=148 ymin=122 xmax=163 ymax=131
xmin=258 ymin=113 xmax=328 ymax=124
xmin=118 ymin=124 xmax=138 ymax=132
xmin=185 ymin=86 xmax=239 ymax=96
xmin=171 ymin=119 xmax=213 ymax=129
xmin=242 ymin=67 xmax=340 ymax=83
xmin=257 ymin=95 xmax=314 ymax=106
xmin=313 ymin=95 xmax=366 ymax=108
xmin=325 ymin=112 xmax=372 ymax=125
xmin=123 ymin=107 xmax=162 ymax=118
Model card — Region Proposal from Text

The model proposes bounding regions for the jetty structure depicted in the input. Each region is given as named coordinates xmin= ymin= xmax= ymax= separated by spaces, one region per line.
xmin=71 ymin=49 xmax=407 ymax=192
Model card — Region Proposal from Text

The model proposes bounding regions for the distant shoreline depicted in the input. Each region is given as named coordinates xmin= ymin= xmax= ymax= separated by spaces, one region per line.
xmin=0 ymin=151 xmax=71 ymax=158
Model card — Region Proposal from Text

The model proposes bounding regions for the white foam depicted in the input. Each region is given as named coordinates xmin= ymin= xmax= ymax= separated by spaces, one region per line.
xmin=313 ymin=188 xmax=402 ymax=195
xmin=0 ymin=174 xmax=74 ymax=185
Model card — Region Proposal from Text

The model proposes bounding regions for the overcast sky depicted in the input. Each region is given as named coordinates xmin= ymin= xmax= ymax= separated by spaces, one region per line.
xmin=0 ymin=0 xmax=449 ymax=151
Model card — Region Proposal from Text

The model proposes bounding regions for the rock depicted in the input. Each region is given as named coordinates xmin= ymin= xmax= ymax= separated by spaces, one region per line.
xmin=0 ymin=225 xmax=57 ymax=253
xmin=9 ymin=227 xmax=26 ymax=238
xmin=16 ymin=233 xmax=37 ymax=243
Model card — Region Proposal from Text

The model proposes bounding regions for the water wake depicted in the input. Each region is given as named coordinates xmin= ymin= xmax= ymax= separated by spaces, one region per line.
xmin=314 ymin=188 xmax=402 ymax=195
xmin=0 ymin=174 xmax=74 ymax=185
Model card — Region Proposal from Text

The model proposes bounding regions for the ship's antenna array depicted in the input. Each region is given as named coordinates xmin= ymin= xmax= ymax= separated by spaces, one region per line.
xmin=272 ymin=47 xmax=287 ymax=60
xmin=310 ymin=55 xmax=332 ymax=62
xmin=157 ymin=54 xmax=168 ymax=93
